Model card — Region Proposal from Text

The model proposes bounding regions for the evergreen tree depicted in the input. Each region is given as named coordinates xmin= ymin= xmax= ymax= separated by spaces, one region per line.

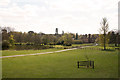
xmin=75 ymin=33 xmax=78 ymax=40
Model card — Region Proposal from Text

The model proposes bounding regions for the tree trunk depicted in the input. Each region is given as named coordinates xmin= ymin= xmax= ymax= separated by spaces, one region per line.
xmin=104 ymin=34 xmax=106 ymax=50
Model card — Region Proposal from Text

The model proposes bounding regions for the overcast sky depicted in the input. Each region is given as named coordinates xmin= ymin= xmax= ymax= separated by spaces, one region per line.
xmin=0 ymin=0 xmax=119 ymax=34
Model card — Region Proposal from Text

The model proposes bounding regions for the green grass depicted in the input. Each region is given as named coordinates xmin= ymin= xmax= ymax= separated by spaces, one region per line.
xmin=53 ymin=45 xmax=64 ymax=47
xmin=85 ymin=45 xmax=119 ymax=50
xmin=53 ymin=43 xmax=94 ymax=49
xmin=72 ymin=43 xmax=94 ymax=46
xmin=2 ymin=48 xmax=63 ymax=56
xmin=2 ymin=48 xmax=118 ymax=78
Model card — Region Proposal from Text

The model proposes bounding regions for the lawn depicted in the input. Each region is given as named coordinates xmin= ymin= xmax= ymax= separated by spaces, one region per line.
xmin=2 ymin=48 xmax=63 ymax=56
xmin=72 ymin=43 xmax=94 ymax=46
xmin=2 ymin=48 xmax=118 ymax=78
xmin=85 ymin=45 xmax=120 ymax=50
xmin=53 ymin=43 xmax=94 ymax=49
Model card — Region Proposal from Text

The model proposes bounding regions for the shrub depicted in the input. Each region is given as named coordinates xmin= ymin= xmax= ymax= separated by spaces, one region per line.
xmin=63 ymin=44 xmax=72 ymax=46
xmin=2 ymin=40 xmax=10 ymax=50
xmin=73 ymin=40 xmax=83 ymax=44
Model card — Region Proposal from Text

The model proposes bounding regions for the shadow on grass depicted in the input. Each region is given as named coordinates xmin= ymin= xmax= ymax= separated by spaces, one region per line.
xmin=101 ymin=49 xmax=115 ymax=52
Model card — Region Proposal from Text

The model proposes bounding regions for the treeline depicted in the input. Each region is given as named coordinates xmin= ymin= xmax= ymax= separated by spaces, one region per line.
xmin=1 ymin=27 xmax=120 ymax=50
xmin=1 ymin=27 xmax=73 ymax=50
xmin=98 ymin=31 xmax=120 ymax=47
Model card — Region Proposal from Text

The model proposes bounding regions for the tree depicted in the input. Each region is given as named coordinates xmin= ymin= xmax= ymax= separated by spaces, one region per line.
xmin=48 ymin=35 xmax=56 ymax=45
xmin=75 ymin=33 xmax=78 ymax=40
xmin=9 ymin=35 xmax=15 ymax=46
xmin=2 ymin=40 xmax=10 ymax=50
xmin=116 ymin=32 xmax=120 ymax=47
xmin=99 ymin=17 xmax=109 ymax=50
xmin=12 ymin=32 xmax=23 ymax=43
xmin=52 ymin=36 xmax=57 ymax=45
xmin=42 ymin=35 xmax=49 ymax=45
xmin=108 ymin=31 xmax=117 ymax=46
xmin=62 ymin=33 xmax=73 ymax=46
xmin=88 ymin=34 xmax=91 ymax=43
xmin=2 ymin=29 xmax=9 ymax=41
xmin=62 ymin=31 xmax=64 ymax=35
xmin=34 ymin=34 xmax=42 ymax=45
xmin=57 ymin=36 xmax=64 ymax=45
xmin=1 ymin=27 xmax=14 ymax=33
xmin=28 ymin=31 xmax=34 ymax=34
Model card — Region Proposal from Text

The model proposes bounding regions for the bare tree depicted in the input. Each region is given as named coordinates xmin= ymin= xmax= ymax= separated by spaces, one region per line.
xmin=4 ymin=27 xmax=14 ymax=33
xmin=99 ymin=17 xmax=109 ymax=50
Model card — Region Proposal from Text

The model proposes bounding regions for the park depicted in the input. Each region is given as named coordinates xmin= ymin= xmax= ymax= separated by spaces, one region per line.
xmin=0 ymin=0 xmax=119 ymax=79
xmin=1 ymin=25 xmax=120 ymax=78
xmin=1 ymin=44 xmax=119 ymax=78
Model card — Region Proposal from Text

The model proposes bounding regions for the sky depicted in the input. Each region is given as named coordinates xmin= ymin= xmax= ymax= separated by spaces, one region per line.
xmin=0 ymin=0 xmax=119 ymax=34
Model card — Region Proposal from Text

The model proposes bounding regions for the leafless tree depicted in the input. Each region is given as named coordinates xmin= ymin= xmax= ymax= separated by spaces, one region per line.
xmin=99 ymin=17 xmax=109 ymax=50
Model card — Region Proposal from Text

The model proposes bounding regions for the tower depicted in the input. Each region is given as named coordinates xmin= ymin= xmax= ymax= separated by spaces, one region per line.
xmin=62 ymin=30 xmax=64 ymax=35
xmin=55 ymin=28 xmax=58 ymax=35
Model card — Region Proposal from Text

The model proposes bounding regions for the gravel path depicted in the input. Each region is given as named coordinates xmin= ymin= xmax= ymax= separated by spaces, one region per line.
xmin=1 ymin=46 xmax=92 ymax=59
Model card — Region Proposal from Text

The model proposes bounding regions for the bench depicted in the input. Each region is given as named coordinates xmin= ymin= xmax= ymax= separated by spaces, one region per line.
xmin=77 ymin=61 xmax=94 ymax=69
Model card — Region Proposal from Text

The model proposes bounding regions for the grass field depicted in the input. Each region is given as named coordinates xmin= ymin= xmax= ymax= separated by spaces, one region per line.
xmin=53 ymin=43 xmax=94 ymax=49
xmin=2 ymin=47 xmax=118 ymax=78
xmin=72 ymin=43 xmax=94 ymax=46
xmin=2 ymin=48 xmax=63 ymax=56
xmin=53 ymin=43 xmax=94 ymax=47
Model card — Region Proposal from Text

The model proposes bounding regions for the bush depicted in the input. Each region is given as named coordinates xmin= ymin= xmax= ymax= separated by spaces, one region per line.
xmin=63 ymin=44 xmax=72 ymax=46
xmin=2 ymin=40 xmax=10 ymax=50
xmin=73 ymin=40 xmax=83 ymax=44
